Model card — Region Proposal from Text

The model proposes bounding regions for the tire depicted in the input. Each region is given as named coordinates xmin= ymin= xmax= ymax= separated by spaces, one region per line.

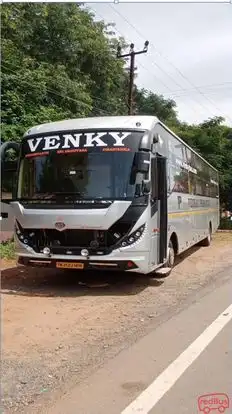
xmin=200 ymin=225 xmax=212 ymax=247
xmin=164 ymin=240 xmax=175 ymax=268
xmin=153 ymin=239 xmax=175 ymax=278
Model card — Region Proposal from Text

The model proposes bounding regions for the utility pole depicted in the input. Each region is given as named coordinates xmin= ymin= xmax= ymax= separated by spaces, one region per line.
xmin=117 ymin=41 xmax=149 ymax=115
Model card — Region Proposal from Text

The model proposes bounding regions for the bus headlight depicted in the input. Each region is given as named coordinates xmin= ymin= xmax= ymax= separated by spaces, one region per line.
xmin=15 ymin=221 xmax=24 ymax=240
xmin=120 ymin=224 xmax=145 ymax=248
xmin=15 ymin=221 xmax=32 ymax=246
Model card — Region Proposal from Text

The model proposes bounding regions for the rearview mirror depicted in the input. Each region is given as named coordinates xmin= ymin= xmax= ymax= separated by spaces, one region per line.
xmin=134 ymin=152 xmax=150 ymax=174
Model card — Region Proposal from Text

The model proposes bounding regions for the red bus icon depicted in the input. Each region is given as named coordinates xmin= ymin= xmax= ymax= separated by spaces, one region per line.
xmin=198 ymin=393 xmax=229 ymax=413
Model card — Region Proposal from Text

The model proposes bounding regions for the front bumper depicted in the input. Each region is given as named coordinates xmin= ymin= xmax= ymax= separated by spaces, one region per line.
xmin=15 ymin=233 xmax=151 ymax=274
xmin=17 ymin=256 xmax=139 ymax=272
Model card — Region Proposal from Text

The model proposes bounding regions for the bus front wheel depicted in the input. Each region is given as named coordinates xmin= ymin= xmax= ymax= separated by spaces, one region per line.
xmin=165 ymin=240 xmax=175 ymax=269
xmin=154 ymin=239 xmax=175 ymax=277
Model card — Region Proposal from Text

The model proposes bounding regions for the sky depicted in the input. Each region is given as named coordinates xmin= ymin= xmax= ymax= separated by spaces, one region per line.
xmin=86 ymin=2 xmax=232 ymax=126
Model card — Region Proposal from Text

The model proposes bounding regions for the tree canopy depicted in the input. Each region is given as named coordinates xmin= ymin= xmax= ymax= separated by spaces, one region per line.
xmin=1 ymin=3 xmax=231 ymax=208
xmin=1 ymin=3 xmax=128 ymax=141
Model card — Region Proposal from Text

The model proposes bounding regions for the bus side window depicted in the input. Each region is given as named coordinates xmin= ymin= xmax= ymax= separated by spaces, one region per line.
xmin=171 ymin=165 xmax=189 ymax=194
xmin=151 ymin=158 xmax=157 ymax=200
xmin=189 ymin=171 xmax=197 ymax=195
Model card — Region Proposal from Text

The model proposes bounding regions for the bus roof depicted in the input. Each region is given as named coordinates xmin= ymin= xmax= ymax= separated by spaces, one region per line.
xmin=24 ymin=116 xmax=158 ymax=137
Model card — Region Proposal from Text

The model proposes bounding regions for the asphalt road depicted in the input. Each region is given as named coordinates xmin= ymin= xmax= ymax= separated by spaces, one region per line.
xmin=47 ymin=266 xmax=232 ymax=414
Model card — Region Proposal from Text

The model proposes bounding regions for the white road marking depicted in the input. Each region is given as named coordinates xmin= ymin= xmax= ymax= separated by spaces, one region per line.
xmin=121 ymin=303 xmax=232 ymax=414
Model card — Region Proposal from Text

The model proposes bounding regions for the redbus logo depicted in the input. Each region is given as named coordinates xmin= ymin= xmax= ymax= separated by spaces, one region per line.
xmin=198 ymin=393 xmax=229 ymax=413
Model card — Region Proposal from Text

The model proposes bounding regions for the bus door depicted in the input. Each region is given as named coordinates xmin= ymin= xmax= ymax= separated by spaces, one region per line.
xmin=157 ymin=155 xmax=168 ymax=264
xmin=150 ymin=155 xmax=168 ymax=266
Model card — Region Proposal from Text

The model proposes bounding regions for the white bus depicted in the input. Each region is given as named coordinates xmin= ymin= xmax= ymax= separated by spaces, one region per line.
xmin=1 ymin=116 xmax=219 ymax=275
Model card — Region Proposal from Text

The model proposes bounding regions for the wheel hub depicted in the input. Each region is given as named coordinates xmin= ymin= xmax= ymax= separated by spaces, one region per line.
xmin=168 ymin=247 xmax=175 ymax=267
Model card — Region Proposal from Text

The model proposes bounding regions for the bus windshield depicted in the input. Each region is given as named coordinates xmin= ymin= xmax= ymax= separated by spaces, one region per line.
xmin=17 ymin=151 xmax=137 ymax=201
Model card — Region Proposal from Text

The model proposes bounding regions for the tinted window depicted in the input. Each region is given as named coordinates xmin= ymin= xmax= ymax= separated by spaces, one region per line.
xmin=18 ymin=151 xmax=137 ymax=201
xmin=169 ymin=165 xmax=189 ymax=194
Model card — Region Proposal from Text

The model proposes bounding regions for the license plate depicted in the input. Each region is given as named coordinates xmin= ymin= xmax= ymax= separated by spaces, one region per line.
xmin=56 ymin=262 xmax=84 ymax=269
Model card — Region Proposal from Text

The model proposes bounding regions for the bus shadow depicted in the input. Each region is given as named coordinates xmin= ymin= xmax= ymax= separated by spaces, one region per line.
xmin=1 ymin=266 xmax=164 ymax=298
xmin=154 ymin=244 xmax=202 ymax=278
xmin=1 ymin=244 xmax=204 ymax=297
xmin=175 ymin=245 xmax=202 ymax=266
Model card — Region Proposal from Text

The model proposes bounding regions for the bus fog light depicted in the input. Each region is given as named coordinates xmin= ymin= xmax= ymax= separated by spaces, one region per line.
xmin=81 ymin=249 xmax=89 ymax=257
xmin=43 ymin=247 xmax=51 ymax=255
xmin=129 ymin=237 xmax=135 ymax=243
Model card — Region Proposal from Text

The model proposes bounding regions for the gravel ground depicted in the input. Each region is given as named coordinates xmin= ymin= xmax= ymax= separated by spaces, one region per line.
xmin=1 ymin=232 xmax=232 ymax=413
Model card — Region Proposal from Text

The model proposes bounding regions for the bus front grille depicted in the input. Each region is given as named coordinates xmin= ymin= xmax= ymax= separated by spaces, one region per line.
xmin=21 ymin=228 xmax=117 ymax=254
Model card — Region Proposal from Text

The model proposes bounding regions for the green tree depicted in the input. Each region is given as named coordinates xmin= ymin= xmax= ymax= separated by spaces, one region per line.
xmin=1 ymin=3 xmax=128 ymax=142
xmin=134 ymin=87 xmax=179 ymax=126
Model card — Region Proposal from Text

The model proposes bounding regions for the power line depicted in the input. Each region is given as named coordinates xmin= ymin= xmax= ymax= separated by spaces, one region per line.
xmin=107 ymin=4 xmax=232 ymax=123
xmin=2 ymin=65 xmax=91 ymax=107
xmin=165 ymin=88 xmax=232 ymax=99
xmin=2 ymin=64 xmax=127 ymax=116
xmin=97 ymin=5 xmax=217 ymax=118
xmin=107 ymin=19 xmax=232 ymax=97
xmin=116 ymin=41 xmax=149 ymax=115
xmin=161 ymin=82 xmax=232 ymax=96
xmin=108 ymin=17 xmax=232 ymax=105
xmin=96 ymin=7 xmax=216 ymax=120
xmin=2 ymin=65 xmax=122 ymax=118
xmin=91 ymin=7 xmax=206 ymax=120
xmin=91 ymin=7 xmax=180 ymax=95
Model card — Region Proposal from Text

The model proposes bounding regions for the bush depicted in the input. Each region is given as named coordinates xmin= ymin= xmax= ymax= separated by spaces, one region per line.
xmin=0 ymin=240 xmax=16 ymax=260
xmin=219 ymin=217 xmax=232 ymax=230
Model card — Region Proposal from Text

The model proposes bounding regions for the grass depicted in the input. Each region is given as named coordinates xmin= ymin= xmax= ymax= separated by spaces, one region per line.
xmin=0 ymin=239 xmax=16 ymax=260
xmin=219 ymin=217 xmax=232 ymax=230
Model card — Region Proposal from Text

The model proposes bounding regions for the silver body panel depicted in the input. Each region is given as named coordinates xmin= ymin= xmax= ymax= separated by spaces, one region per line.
xmin=11 ymin=201 xmax=131 ymax=230
xmin=154 ymin=121 xmax=219 ymax=255
xmin=14 ymin=203 xmax=152 ymax=274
